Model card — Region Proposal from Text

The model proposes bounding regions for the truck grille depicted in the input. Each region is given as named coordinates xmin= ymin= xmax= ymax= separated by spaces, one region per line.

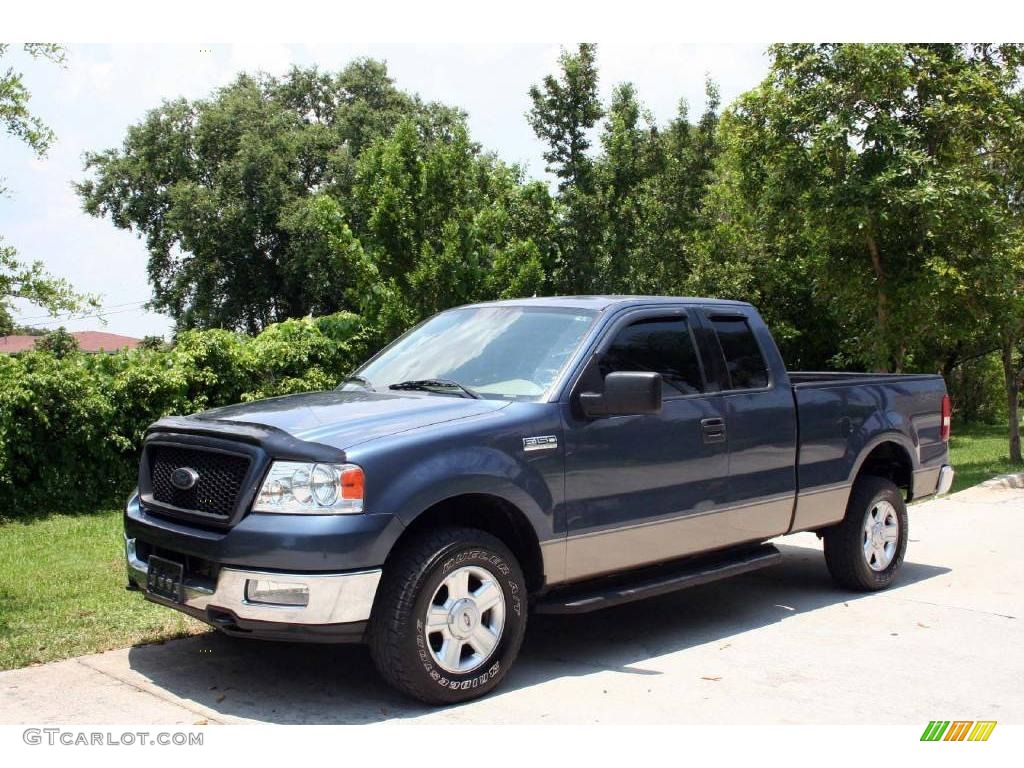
xmin=148 ymin=445 xmax=251 ymax=518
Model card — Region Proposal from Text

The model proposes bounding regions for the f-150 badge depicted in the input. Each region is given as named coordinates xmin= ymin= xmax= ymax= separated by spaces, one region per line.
xmin=522 ymin=435 xmax=558 ymax=452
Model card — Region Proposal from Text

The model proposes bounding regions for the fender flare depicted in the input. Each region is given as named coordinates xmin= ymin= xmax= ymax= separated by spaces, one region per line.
xmin=372 ymin=445 xmax=554 ymax=536
xmin=847 ymin=431 xmax=917 ymax=486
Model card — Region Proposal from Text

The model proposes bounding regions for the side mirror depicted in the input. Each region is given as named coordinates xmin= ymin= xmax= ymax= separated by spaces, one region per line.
xmin=579 ymin=371 xmax=663 ymax=418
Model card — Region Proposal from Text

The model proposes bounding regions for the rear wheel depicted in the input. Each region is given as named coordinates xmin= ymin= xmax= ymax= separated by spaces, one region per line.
xmin=368 ymin=526 xmax=527 ymax=704
xmin=823 ymin=476 xmax=908 ymax=591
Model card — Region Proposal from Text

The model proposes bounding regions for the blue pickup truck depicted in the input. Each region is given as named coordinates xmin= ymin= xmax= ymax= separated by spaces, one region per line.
xmin=125 ymin=296 xmax=953 ymax=703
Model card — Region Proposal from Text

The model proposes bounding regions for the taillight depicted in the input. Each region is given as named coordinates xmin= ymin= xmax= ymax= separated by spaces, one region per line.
xmin=940 ymin=394 xmax=951 ymax=442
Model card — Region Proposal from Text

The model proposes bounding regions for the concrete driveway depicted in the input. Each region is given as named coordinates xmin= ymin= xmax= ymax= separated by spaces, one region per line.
xmin=2 ymin=478 xmax=1021 ymax=725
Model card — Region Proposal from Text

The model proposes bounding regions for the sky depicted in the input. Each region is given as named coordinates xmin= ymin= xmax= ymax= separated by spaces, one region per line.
xmin=1 ymin=43 xmax=770 ymax=338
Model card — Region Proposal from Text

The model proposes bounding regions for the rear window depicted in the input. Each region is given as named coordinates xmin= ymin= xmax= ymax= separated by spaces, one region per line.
xmin=709 ymin=316 xmax=769 ymax=390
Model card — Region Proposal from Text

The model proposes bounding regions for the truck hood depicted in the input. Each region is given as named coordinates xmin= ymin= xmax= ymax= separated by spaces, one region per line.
xmin=195 ymin=389 xmax=509 ymax=450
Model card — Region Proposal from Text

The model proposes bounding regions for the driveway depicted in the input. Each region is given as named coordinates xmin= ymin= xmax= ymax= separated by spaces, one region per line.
xmin=1 ymin=478 xmax=1021 ymax=725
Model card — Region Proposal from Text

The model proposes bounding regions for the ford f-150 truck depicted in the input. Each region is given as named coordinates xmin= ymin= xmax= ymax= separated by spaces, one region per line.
xmin=125 ymin=296 xmax=954 ymax=703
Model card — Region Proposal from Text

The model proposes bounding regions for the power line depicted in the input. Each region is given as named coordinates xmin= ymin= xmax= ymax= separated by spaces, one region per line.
xmin=15 ymin=299 xmax=151 ymax=324
xmin=24 ymin=305 xmax=157 ymax=327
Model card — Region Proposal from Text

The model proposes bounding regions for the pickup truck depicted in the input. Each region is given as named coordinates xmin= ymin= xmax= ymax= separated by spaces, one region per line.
xmin=124 ymin=296 xmax=954 ymax=703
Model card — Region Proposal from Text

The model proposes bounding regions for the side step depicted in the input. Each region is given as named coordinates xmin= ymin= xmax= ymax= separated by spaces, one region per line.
xmin=534 ymin=544 xmax=782 ymax=614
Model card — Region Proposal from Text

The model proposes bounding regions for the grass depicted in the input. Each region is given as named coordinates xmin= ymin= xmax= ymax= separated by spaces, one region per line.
xmin=0 ymin=422 xmax=1018 ymax=672
xmin=947 ymin=421 xmax=1022 ymax=493
xmin=0 ymin=509 xmax=204 ymax=671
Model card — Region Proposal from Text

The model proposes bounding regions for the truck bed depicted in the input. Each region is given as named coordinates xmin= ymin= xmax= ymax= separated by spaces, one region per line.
xmin=787 ymin=370 xmax=948 ymax=533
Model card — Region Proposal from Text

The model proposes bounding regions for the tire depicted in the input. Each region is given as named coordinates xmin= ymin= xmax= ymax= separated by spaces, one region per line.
xmin=367 ymin=526 xmax=528 ymax=704
xmin=823 ymin=475 xmax=908 ymax=591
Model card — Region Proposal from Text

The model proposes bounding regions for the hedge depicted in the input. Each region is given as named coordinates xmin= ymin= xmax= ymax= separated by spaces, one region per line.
xmin=0 ymin=313 xmax=367 ymax=519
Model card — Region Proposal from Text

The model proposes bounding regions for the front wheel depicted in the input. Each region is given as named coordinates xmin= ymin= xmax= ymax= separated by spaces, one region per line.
xmin=367 ymin=526 xmax=527 ymax=704
xmin=823 ymin=476 xmax=908 ymax=591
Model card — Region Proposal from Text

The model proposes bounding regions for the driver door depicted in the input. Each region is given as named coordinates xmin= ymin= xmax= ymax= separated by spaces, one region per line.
xmin=561 ymin=308 xmax=730 ymax=581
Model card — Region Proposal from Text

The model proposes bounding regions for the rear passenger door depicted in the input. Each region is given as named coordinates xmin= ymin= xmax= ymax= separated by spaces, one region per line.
xmin=699 ymin=310 xmax=797 ymax=537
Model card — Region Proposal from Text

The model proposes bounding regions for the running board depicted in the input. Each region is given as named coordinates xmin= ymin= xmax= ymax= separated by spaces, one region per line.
xmin=534 ymin=544 xmax=782 ymax=614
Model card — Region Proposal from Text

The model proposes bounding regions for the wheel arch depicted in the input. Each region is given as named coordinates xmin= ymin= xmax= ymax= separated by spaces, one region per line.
xmin=850 ymin=436 xmax=916 ymax=497
xmin=389 ymin=492 xmax=546 ymax=594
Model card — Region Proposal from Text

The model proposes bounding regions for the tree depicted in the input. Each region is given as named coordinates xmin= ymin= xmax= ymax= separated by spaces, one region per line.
xmin=1 ymin=44 xmax=96 ymax=335
xmin=33 ymin=326 xmax=78 ymax=357
xmin=1 ymin=43 xmax=64 ymax=186
xmin=718 ymin=44 xmax=1024 ymax=375
xmin=76 ymin=63 xmax=435 ymax=333
xmin=79 ymin=60 xmax=556 ymax=339
xmin=602 ymin=78 xmax=724 ymax=294
xmin=527 ymin=43 xmax=605 ymax=293
xmin=1 ymin=239 xmax=97 ymax=336
xmin=594 ymin=82 xmax=661 ymax=291
xmin=352 ymin=116 xmax=550 ymax=340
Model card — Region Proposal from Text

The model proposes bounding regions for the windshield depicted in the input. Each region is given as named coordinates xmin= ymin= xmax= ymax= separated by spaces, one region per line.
xmin=345 ymin=306 xmax=598 ymax=401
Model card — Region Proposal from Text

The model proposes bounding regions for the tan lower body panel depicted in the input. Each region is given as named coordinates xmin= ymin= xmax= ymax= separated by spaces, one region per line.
xmin=788 ymin=483 xmax=851 ymax=533
xmin=562 ymin=495 xmax=794 ymax=584
xmin=912 ymin=466 xmax=941 ymax=500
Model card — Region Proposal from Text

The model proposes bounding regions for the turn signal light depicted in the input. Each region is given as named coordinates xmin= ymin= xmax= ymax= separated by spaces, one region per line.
xmin=341 ymin=465 xmax=364 ymax=500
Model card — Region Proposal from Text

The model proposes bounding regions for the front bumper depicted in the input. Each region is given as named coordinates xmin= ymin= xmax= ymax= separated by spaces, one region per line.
xmin=125 ymin=536 xmax=381 ymax=641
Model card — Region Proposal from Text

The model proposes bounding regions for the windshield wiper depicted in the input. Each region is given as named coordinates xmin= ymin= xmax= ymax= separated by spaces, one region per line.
xmin=339 ymin=375 xmax=374 ymax=390
xmin=388 ymin=379 xmax=482 ymax=399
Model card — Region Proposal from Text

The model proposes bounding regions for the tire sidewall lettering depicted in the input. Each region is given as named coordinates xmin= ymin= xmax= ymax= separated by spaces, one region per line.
xmin=419 ymin=547 xmax=520 ymax=690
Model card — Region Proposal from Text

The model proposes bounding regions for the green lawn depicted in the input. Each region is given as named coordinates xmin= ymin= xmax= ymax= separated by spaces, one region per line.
xmin=0 ymin=422 xmax=1018 ymax=672
xmin=947 ymin=422 xmax=1021 ymax=493
xmin=0 ymin=510 xmax=204 ymax=671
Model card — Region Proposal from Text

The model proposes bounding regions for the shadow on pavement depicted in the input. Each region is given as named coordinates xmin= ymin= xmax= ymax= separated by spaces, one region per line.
xmin=126 ymin=542 xmax=950 ymax=724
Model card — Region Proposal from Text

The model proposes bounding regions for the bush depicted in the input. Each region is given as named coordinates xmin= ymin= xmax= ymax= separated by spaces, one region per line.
xmin=948 ymin=352 xmax=1008 ymax=426
xmin=0 ymin=312 xmax=364 ymax=519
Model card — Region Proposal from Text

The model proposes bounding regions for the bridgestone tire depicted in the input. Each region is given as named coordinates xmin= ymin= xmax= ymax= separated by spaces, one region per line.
xmin=823 ymin=475 xmax=908 ymax=591
xmin=368 ymin=526 xmax=527 ymax=704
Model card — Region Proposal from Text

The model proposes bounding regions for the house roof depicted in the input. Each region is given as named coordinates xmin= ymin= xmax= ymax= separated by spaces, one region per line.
xmin=0 ymin=331 xmax=141 ymax=354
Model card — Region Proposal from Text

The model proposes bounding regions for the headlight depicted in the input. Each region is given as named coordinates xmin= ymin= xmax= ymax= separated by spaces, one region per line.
xmin=252 ymin=461 xmax=364 ymax=514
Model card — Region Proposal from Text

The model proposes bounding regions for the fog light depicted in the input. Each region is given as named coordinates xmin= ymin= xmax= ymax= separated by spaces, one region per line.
xmin=245 ymin=579 xmax=309 ymax=606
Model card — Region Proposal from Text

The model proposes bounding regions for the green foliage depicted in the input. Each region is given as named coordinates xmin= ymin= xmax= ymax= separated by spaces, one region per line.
xmin=715 ymin=44 xmax=1024 ymax=373
xmin=77 ymin=63 xmax=550 ymax=335
xmin=0 ymin=43 xmax=65 ymax=161
xmin=351 ymin=116 xmax=551 ymax=322
xmin=58 ymin=43 xmax=1024 ymax=471
xmin=1 ymin=45 xmax=97 ymax=334
xmin=31 ymin=326 xmax=79 ymax=357
xmin=137 ymin=335 xmax=167 ymax=351
xmin=1 ymin=238 xmax=99 ymax=336
xmin=0 ymin=313 xmax=364 ymax=518
xmin=527 ymin=44 xmax=605 ymax=294
xmin=948 ymin=352 xmax=1008 ymax=425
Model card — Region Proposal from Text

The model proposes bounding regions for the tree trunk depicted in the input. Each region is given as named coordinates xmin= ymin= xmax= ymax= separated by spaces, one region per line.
xmin=865 ymin=230 xmax=889 ymax=372
xmin=941 ymin=342 xmax=962 ymax=379
xmin=1002 ymin=334 xmax=1023 ymax=464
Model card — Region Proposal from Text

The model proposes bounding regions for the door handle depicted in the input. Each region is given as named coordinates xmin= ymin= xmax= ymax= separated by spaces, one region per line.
xmin=701 ymin=417 xmax=726 ymax=444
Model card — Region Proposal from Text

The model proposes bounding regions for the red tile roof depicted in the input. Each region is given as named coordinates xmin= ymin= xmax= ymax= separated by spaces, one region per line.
xmin=0 ymin=331 xmax=141 ymax=354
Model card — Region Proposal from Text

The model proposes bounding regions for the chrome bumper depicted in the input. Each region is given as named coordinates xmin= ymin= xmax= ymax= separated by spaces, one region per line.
xmin=125 ymin=536 xmax=381 ymax=625
xmin=936 ymin=464 xmax=955 ymax=495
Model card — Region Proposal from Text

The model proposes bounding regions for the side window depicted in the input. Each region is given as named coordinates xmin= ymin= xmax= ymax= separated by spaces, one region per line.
xmin=709 ymin=316 xmax=769 ymax=390
xmin=600 ymin=317 xmax=704 ymax=396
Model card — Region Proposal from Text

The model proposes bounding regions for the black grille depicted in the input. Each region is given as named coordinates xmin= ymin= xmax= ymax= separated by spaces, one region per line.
xmin=149 ymin=445 xmax=250 ymax=518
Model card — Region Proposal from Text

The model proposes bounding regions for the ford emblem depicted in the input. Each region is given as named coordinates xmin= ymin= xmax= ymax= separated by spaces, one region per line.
xmin=170 ymin=466 xmax=200 ymax=491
